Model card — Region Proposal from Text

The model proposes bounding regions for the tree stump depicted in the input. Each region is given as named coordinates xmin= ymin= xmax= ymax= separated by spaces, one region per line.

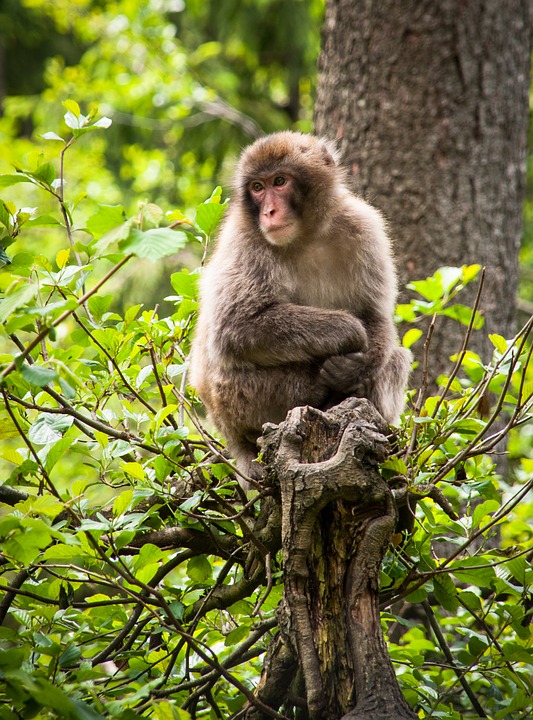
xmin=248 ymin=398 xmax=417 ymax=720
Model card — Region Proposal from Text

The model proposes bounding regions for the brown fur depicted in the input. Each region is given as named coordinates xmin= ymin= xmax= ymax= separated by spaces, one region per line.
xmin=190 ymin=132 xmax=411 ymax=487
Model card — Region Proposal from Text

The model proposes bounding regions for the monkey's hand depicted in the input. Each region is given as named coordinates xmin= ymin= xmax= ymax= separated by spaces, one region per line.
xmin=319 ymin=352 xmax=375 ymax=397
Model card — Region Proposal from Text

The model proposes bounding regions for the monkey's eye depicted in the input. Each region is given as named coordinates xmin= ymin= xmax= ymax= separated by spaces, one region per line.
xmin=273 ymin=176 xmax=286 ymax=187
xmin=251 ymin=182 xmax=264 ymax=193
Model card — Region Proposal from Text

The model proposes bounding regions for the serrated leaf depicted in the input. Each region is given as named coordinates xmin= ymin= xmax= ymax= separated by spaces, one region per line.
xmin=21 ymin=364 xmax=58 ymax=388
xmin=120 ymin=227 xmax=188 ymax=261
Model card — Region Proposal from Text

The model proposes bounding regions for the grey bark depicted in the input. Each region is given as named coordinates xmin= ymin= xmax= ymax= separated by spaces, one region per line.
xmin=315 ymin=0 xmax=532 ymax=383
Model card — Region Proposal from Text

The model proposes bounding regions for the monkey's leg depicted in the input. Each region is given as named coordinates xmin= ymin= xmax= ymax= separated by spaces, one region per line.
xmin=225 ymin=436 xmax=264 ymax=492
xmin=368 ymin=346 xmax=412 ymax=424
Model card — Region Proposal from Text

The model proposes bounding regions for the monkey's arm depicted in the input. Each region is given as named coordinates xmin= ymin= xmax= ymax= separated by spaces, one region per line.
xmin=319 ymin=315 xmax=412 ymax=424
xmin=219 ymin=303 xmax=368 ymax=367
xmin=320 ymin=315 xmax=395 ymax=389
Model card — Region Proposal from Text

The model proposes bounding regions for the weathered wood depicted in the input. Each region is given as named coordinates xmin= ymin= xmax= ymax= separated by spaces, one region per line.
xmin=249 ymin=399 xmax=417 ymax=720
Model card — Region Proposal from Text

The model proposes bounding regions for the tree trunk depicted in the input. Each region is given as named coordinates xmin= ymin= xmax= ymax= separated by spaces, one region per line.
xmin=315 ymin=0 xmax=532 ymax=382
xmin=246 ymin=400 xmax=417 ymax=720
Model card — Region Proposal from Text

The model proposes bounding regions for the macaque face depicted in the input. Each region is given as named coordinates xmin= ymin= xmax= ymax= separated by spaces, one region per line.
xmin=249 ymin=174 xmax=301 ymax=246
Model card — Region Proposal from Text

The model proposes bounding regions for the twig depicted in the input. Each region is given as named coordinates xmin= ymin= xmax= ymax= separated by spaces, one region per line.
xmin=422 ymin=600 xmax=487 ymax=717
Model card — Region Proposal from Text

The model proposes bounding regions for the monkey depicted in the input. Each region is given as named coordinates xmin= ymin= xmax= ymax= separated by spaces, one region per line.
xmin=190 ymin=131 xmax=411 ymax=489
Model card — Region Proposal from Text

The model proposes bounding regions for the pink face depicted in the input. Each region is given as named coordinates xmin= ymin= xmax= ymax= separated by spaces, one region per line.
xmin=249 ymin=174 xmax=300 ymax=246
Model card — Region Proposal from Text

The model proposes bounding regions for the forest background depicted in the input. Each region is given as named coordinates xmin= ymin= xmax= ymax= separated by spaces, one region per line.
xmin=0 ymin=1 xmax=532 ymax=719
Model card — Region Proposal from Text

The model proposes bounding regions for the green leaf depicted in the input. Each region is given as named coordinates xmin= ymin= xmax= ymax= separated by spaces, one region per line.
xmin=0 ymin=245 xmax=11 ymax=266
xmin=88 ymin=294 xmax=113 ymax=321
xmin=63 ymin=99 xmax=81 ymax=117
xmin=122 ymin=461 xmax=145 ymax=480
xmin=59 ymin=643 xmax=81 ymax=668
xmin=433 ymin=574 xmax=458 ymax=612
xmin=489 ymin=333 xmax=508 ymax=354
xmin=21 ymin=364 xmax=58 ymax=388
xmin=407 ymin=276 xmax=443 ymax=302
xmin=506 ymin=555 xmax=526 ymax=585
xmin=381 ymin=457 xmax=408 ymax=474
xmin=471 ymin=499 xmax=500 ymax=528
xmin=113 ymin=489 xmax=134 ymax=516
xmin=195 ymin=196 xmax=228 ymax=235
xmin=33 ymin=162 xmax=56 ymax=187
xmin=28 ymin=415 xmax=74 ymax=445
xmin=0 ymin=174 xmax=35 ymax=189
xmin=120 ymin=227 xmax=188 ymax=260
xmin=450 ymin=558 xmax=496 ymax=588
xmin=225 ymin=624 xmax=250 ymax=646
xmin=170 ymin=270 xmax=199 ymax=298
xmin=402 ymin=328 xmax=422 ymax=348
xmin=26 ymin=213 xmax=61 ymax=227
xmin=86 ymin=205 xmax=126 ymax=239
xmin=468 ymin=635 xmax=488 ymax=657
xmin=0 ymin=283 xmax=38 ymax=323
xmin=441 ymin=303 xmax=484 ymax=329
xmin=45 ymin=437 xmax=73 ymax=473
xmin=186 ymin=555 xmax=212 ymax=583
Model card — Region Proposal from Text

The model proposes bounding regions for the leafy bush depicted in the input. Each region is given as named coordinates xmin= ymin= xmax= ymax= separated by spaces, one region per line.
xmin=0 ymin=107 xmax=531 ymax=719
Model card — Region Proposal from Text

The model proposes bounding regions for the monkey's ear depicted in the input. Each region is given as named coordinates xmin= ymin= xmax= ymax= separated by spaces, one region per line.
xmin=320 ymin=142 xmax=337 ymax=167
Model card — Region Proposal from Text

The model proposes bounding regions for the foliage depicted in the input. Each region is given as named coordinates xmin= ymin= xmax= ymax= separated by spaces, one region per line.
xmin=0 ymin=109 xmax=532 ymax=720
xmin=0 ymin=0 xmax=323 ymax=216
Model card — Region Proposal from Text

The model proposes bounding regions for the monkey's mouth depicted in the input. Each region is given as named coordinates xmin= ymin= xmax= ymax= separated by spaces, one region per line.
xmin=262 ymin=222 xmax=294 ymax=236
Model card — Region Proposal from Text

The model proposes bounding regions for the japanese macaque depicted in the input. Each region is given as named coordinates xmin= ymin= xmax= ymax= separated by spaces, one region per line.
xmin=190 ymin=131 xmax=411 ymax=488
